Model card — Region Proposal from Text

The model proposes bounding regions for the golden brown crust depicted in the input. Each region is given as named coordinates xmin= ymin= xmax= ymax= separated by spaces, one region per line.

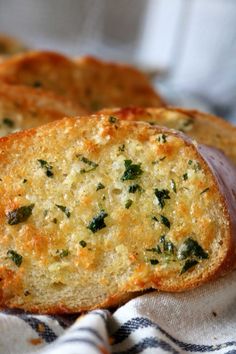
xmin=0 ymin=51 xmax=165 ymax=112
xmin=0 ymin=114 xmax=235 ymax=313
xmin=100 ymin=106 xmax=236 ymax=165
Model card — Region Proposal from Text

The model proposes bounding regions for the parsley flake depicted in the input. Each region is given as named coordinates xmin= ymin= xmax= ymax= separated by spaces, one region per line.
xmin=87 ymin=210 xmax=108 ymax=233
xmin=56 ymin=205 xmax=71 ymax=218
xmin=38 ymin=159 xmax=54 ymax=177
xmin=7 ymin=250 xmax=22 ymax=267
xmin=7 ymin=204 xmax=34 ymax=225
xmin=121 ymin=160 xmax=143 ymax=181
xmin=154 ymin=188 xmax=170 ymax=209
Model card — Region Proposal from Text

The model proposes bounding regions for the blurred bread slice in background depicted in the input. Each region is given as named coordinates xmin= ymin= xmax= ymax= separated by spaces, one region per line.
xmin=0 ymin=82 xmax=85 ymax=136
xmin=100 ymin=107 xmax=236 ymax=165
xmin=0 ymin=51 xmax=165 ymax=113
xmin=0 ymin=34 xmax=28 ymax=55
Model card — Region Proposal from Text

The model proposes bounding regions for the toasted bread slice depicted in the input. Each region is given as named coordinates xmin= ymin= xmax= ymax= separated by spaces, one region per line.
xmin=0 ymin=82 xmax=85 ymax=136
xmin=0 ymin=51 xmax=165 ymax=112
xmin=0 ymin=34 xmax=28 ymax=56
xmin=0 ymin=113 xmax=235 ymax=314
xmin=100 ymin=107 xmax=236 ymax=165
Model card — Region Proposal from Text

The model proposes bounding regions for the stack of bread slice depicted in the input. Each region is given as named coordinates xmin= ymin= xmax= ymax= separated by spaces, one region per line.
xmin=0 ymin=47 xmax=235 ymax=314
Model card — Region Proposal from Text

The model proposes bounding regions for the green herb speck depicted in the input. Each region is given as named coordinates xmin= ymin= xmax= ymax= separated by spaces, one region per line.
xmin=128 ymin=184 xmax=142 ymax=193
xmin=125 ymin=199 xmax=133 ymax=209
xmin=109 ymin=116 xmax=117 ymax=123
xmin=154 ymin=188 xmax=170 ymax=209
xmin=96 ymin=183 xmax=105 ymax=191
xmin=79 ymin=240 xmax=87 ymax=248
xmin=200 ymin=187 xmax=209 ymax=195
xmin=121 ymin=160 xmax=143 ymax=181
xmin=3 ymin=118 xmax=14 ymax=128
xmin=181 ymin=259 xmax=199 ymax=274
xmin=183 ymin=173 xmax=188 ymax=181
xmin=7 ymin=204 xmax=34 ymax=225
xmin=87 ymin=210 xmax=108 ymax=233
xmin=160 ymin=215 xmax=170 ymax=229
xmin=150 ymin=259 xmax=159 ymax=265
xmin=7 ymin=250 xmax=22 ymax=267
xmin=38 ymin=159 xmax=54 ymax=177
xmin=79 ymin=156 xmax=98 ymax=173
xmin=56 ymin=249 xmax=69 ymax=258
xmin=56 ymin=205 xmax=71 ymax=218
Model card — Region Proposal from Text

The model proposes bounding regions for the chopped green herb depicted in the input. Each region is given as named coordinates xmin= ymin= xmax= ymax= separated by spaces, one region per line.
xmin=150 ymin=259 xmax=159 ymax=265
xmin=178 ymin=238 xmax=208 ymax=260
xmin=188 ymin=160 xmax=193 ymax=165
xmin=125 ymin=199 xmax=133 ymax=209
xmin=157 ymin=134 xmax=167 ymax=143
xmin=148 ymin=121 xmax=156 ymax=126
xmin=79 ymin=156 xmax=98 ymax=173
xmin=146 ymin=245 xmax=161 ymax=254
xmin=193 ymin=162 xmax=201 ymax=172
xmin=3 ymin=118 xmax=14 ymax=128
xmin=38 ymin=159 xmax=54 ymax=177
xmin=160 ymin=215 xmax=170 ymax=229
xmin=7 ymin=250 xmax=22 ymax=267
xmin=152 ymin=156 xmax=166 ymax=165
xmin=170 ymin=179 xmax=177 ymax=193
xmin=128 ymin=184 xmax=142 ymax=193
xmin=200 ymin=187 xmax=209 ymax=195
xmin=33 ymin=81 xmax=42 ymax=88
xmin=118 ymin=144 xmax=125 ymax=152
xmin=79 ymin=240 xmax=87 ymax=248
xmin=22 ymin=179 xmax=27 ymax=184
xmin=181 ymin=259 xmax=199 ymax=274
xmin=159 ymin=235 xmax=175 ymax=255
xmin=87 ymin=210 xmax=108 ymax=233
xmin=121 ymin=160 xmax=143 ymax=181
xmin=96 ymin=183 xmax=105 ymax=191
xmin=109 ymin=116 xmax=117 ymax=123
xmin=56 ymin=249 xmax=69 ymax=258
xmin=152 ymin=216 xmax=159 ymax=222
xmin=7 ymin=204 xmax=34 ymax=225
xmin=56 ymin=205 xmax=71 ymax=218
xmin=154 ymin=188 xmax=170 ymax=209
xmin=183 ymin=173 xmax=188 ymax=181
xmin=52 ymin=218 xmax=58 ymax=224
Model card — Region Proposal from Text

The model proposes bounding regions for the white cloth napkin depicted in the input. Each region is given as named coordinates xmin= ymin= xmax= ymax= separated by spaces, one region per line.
xmin=0 ymin=269 xmax=236 ymax=354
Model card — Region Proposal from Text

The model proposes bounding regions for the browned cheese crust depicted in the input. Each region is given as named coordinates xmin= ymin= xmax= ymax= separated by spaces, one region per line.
xmin=0 ymin=51 xmax=165 ymax=113
xmin=0 ymin=113 xmax=235 ymax=313
xmin=100 ymin=107 xmax=236 ymax=165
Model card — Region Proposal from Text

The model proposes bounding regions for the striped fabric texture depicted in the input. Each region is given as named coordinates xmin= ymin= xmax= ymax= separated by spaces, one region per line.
xmin=0 ymin=269 xmax=236 ymax=354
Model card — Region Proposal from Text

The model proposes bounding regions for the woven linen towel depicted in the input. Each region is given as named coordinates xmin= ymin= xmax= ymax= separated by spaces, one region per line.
xmin=0 ymin=269 xmax=236 ymax=354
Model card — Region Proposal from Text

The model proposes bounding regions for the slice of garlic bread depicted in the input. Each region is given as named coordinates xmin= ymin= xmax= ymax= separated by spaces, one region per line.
xmin=100 ymin=107 xmax=236 ymax=165
xmin=0 ymin=114 xmax=235 ymax=314
xmin=0 ymin=83 xmax=85 ymax=136
xmin=0 ymin=51 xmax=165 ymax=112
xmin=0 ymin=34 xmax=28 ymax=56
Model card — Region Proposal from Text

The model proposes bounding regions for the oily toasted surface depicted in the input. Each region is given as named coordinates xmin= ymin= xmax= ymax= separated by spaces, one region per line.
xmin=0 ymin=82 xmax=85 ymax=136
xmin=0 ymin=114 xmax=235 ymax=314
xmin=0 ymin=51 xmax=165 ymax=112
xmin=100 ymin=107 xmax=236 ymax=165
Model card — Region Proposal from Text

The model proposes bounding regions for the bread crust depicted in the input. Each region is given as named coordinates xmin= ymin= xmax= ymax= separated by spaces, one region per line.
xmin=0 ymin=51 xmax=165 ymax=112
xmin=0 ymin=114 xmax=235 ymax=313
xmin=99 ymin=106 xmax=236 ymax=165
